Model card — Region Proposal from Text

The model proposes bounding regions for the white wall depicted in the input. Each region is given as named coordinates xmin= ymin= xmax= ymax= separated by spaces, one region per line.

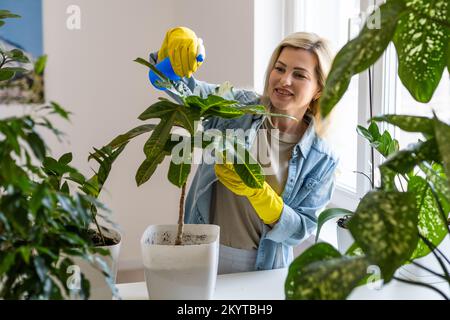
xmin=43 ymin=0 xmax=255 ymax=270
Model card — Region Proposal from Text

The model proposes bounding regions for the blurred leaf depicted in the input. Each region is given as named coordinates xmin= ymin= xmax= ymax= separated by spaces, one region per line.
xmin=58 ymin=153 xmax=73 ymax=165
xmin=285 ymin=243 xmax=369 ymax=300
xmin=348 ymin=191 xmax=418 ymax=282
xmin=383 ymin=138 xmax=441 ymax=174
xmin=408 ymin=176 xmax=448 ymax=260
xmin=34 ymin=55 xmax=47 ymax=75
xmin=372 ymin=114 xmax=435 ymax=136
xmin=49 ymin=102 xmax=71 ymax=120
xmin=433 ymin=116 xmax=450 ymax=187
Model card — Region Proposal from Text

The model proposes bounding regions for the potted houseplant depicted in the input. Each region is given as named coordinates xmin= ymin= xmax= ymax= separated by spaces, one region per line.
xmin=285 ymin=0 xmax=450 ymax=299
xmin=315 ymin=121 xmax=400 ymax=254
xmin=92 ymin=56 xmax=293 ymax=299
xmin=0 ymin=10 xmax=119 ymax=299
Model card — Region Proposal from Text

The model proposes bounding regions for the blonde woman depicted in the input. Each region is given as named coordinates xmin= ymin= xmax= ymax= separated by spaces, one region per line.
xmin=150 ymin=27 xmax=339 ymax=273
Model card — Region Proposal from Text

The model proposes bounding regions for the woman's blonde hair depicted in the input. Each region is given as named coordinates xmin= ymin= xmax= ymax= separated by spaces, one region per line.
xmin=261 ymin=32 xmax=334 ymax=135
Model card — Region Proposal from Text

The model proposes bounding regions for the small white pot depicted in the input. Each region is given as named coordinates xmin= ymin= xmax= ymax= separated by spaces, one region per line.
xmin=397 ymin=234 xmax=450 ymax=284
xmin=69 ymin=229 xmax=121 ymax=300
xmin=336 ymin=224 xmax=354 ymax=254
xmin=141 ymin=224 xmax=220 ymax=300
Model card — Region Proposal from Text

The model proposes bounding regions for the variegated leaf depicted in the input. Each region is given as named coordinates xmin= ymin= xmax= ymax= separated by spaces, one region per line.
xmin=348 ymin=190 xmax=418 ymax=282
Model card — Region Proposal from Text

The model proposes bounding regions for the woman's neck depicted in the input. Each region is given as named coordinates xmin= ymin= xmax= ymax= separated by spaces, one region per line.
xmin=270 ymin=105 xmax=308 ymax=136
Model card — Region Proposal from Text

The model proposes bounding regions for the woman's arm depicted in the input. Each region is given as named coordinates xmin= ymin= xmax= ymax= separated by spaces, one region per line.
xmin=265 ymin=160 xmax=339 ymax=247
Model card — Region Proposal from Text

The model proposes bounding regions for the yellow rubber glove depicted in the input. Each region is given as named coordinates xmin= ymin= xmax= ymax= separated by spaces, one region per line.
xmin=158 ymin=26 xmax=202 ymax=78
xmin=214 ymin=163 xmax=284 ymax=224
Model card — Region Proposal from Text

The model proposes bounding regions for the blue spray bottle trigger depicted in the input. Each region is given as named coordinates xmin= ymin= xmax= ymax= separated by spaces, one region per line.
xmin=149 ymin=39 xmax=205 ymax=90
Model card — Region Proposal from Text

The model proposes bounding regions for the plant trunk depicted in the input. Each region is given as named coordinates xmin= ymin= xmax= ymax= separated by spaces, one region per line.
xmin=91 ymin=205 xmax=106 ymax=246
xmin=175 ymin=183 xmax=186 ymax=245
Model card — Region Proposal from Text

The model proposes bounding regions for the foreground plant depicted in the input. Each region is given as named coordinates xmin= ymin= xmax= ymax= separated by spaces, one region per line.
xmin=0 ymin=10 xmax=116 ymax=299
xmin=286 ymin=0 xmax=450 ymax=299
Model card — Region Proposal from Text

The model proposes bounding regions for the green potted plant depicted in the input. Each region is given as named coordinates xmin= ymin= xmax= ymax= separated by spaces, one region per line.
xmin=0 ymin=10 xmax=119 ymax=300
xmin=285 ymin=0 xmax=450 ymax=299
xmin=91 ymin=56 xmax=294 ymax=299
xmin=316 ymin=121 xmax=400 ymax=254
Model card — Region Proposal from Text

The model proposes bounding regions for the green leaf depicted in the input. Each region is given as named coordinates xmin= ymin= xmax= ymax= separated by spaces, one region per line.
xmin=0 ymin=252 xmax=16 ymax=275
xmin=286 ymin=242 xmax=342 ymax=299
xmin=143 ymin=112 xmax=176 ymax=158
xmin=315 ymin=208 xmax=354 ymax=243
xmin=34 ymin=55 xmax=48 ymax=75
xmin=49 ymin=102 xmax=71 ymax=120
xmin=348 ymin=191 xmax=419 ymax=282
xmin=5 ymin=49 xmax=30 ymax=63
xmin=356 ymin=125 xmax=375 ymax=143
xmin=286 ymin=242 xmax=369 ymax=300
xmin=58 ymin=152 xmax=73 ymax=165
xmin=0 ymin=10 xmax=21 ymax=20
xmin=138 ymin=100 xmax=179 ymax=120
xmin=433 ymin=116 xmax=450 ymax=186
xmin=408 ymin=176 xmax=448 ymax=260
xmin=0 ymin=69 xmax=15 ymax=81
xmin=383 ymin=138 xmax=441 ymax=174
xmin=205 ymin=105 xmax=245 ymax=119
xmin=26 ymin=132 xmax=46 ymax=161
xmin=379 ymin=165 xmax=398 ymax=191
xmin=372 ymin=114 xmax=435 ymax=136
xmin=168 ymin=161 xmax=191 ymax=188
xmin=174 ymin=108 xmax=199 ymax=136
xmin=30 ymin=183 xmax=47 ymax=214
xmin=231 ymin=143 xmax=264 ymax=189
xmin=393 ymin=0 xmax=450 ymax=103
xmin=135 ymin=153 xmax=166 ymax=186
xmin=320 ymin=0 xmax=407 ymax=117
xmin=134 ymin=57 xmax=153 ymax=69
xmin=98 ymin=124 xmax=156 ymax=154
xmin=184 ymin=94 xmax=239 ymax=112
xmin=43 ymin=156 xmax=76 ymax=176
xmin=18 ymin=246 xmax=31 ymax=264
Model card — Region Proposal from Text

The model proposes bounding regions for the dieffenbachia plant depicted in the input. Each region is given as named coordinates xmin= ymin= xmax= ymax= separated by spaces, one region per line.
xmin=320 ymin=0 xmax=450 ymax=117
xmin=93 ymin=57 xmax=295 ymax=245
xmin=286 ymin=0 xmax=450 ymax=300
xmin=287 ymin=115 xmax=450 ymax=300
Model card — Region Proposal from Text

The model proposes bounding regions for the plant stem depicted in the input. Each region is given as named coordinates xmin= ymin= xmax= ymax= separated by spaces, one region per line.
xmin=175 ymin=183 xmax=186 ymax=246
xmin=91 ymin=205 xmax=106 ymax=246
xmin=393 ymin=276 xmax=449 ymax=300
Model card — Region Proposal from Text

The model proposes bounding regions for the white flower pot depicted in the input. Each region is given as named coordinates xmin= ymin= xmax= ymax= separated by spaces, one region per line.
xmin=140 ymin=224 xmax=220 ymax=300
xmin=66 ymin=229 xmax=121 ymax=300
xmin=397 ymin=234 xmax=450 ymax=284
xmin=337 ymin=224 xmax=354 ymax=254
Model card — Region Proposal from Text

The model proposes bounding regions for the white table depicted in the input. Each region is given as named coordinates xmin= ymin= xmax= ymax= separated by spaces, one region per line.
xmin=117 ymin=268 xmax=450 ymax=300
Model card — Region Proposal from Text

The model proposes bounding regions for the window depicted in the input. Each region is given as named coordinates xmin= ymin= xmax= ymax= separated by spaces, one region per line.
xmin=385 ymin=44 xmax=450 ymax=148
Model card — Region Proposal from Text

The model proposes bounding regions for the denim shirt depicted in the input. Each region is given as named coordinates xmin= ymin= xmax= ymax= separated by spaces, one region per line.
xmin=149 ymin=53 xmax=339 ymax=270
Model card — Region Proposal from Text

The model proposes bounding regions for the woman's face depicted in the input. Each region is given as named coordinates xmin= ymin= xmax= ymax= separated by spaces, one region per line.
xmin=268 ymin=47 xmax=320 ymax=115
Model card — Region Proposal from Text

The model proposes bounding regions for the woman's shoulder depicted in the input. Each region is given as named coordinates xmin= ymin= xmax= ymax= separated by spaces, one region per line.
xmin=310 ymin=134 xmax=339 ymax=165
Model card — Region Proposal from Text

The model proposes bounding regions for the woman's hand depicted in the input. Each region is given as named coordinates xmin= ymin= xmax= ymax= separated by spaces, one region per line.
xmin=158 ymin=26 xmax=202 ymax=78
xmin=214 ymin=163 xmax=284 ymax=224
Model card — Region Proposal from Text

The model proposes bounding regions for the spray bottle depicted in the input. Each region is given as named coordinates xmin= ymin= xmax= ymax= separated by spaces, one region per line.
xmin=149 ymin=38 xmax=205 ymax=90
